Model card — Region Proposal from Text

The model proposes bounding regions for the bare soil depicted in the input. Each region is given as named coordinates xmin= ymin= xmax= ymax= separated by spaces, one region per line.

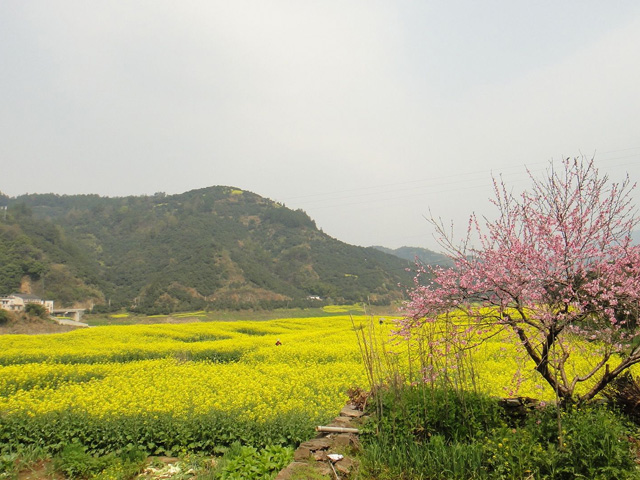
xmin=16 ymin=460 xmax=62 ymax=480
xmin=0 ymin=316 xmax=81 ymax=335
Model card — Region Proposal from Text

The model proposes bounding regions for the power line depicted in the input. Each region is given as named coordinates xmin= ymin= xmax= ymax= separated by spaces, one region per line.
xmin=280 ymin=153 xmax=640 ymax=212
xmin=278 ymin=149 xmax=640 ymax=248
xmin=283 ymin=149 xmax=640 ymax=204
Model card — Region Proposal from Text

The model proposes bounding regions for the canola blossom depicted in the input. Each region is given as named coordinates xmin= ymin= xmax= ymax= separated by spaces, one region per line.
xmin=0 ymin=316 xmax=369 ymax=454
xmin=0 ymin=313 xmax=627 ymax=455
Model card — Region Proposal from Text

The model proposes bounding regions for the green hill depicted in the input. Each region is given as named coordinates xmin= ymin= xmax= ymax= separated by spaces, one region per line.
xmin=0 ymin=187 xmax=414 ymax=313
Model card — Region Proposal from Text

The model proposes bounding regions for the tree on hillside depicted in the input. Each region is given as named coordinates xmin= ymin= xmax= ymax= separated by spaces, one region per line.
xmin=401 ymin=158 xmax=640 ymax=404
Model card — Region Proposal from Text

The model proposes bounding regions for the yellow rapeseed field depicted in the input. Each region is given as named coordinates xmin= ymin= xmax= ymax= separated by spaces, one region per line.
xmin=0 ymin=312 xmax=627 ymax=455
xmin=0 ymin=317 xmax=364 ymax=419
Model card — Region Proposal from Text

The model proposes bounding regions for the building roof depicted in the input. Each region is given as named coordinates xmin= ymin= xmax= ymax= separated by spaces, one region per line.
xmin=10 ymin=293 xmax=42 ymax=301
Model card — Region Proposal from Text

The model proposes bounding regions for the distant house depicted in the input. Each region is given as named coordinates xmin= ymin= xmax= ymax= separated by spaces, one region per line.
xmin=0 ymin=294 xmax=54 ymax=313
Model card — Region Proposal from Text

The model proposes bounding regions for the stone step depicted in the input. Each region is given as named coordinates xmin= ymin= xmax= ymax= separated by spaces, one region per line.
xmin=275 ymin=403 xmax=367 ymax=479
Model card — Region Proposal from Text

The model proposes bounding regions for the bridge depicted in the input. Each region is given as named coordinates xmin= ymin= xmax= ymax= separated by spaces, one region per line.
xmin=51 ymin=308 xmax=86 ymax=322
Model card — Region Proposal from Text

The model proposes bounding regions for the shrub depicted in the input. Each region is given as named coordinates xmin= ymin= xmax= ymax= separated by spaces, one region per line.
xmin=25 ymin=303 xmax=48 ymax=318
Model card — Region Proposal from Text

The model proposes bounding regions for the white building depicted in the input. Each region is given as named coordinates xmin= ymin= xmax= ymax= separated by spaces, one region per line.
xmin=0 ymin=293 xmax=54 ymax=313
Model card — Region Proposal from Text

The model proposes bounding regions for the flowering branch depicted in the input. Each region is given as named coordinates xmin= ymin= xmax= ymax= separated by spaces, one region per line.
xmin=402 ymin=157 xmax=640 ymax=404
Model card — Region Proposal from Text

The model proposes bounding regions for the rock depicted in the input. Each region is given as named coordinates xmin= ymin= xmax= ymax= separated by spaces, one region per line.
xmin=316 ymin=462 xmax=334 ymax=476
xmin=277 ymin=403 xmax=365 ymax=478
xmin=293 ymin=446 xmax=311 ymax=461
xmin=299 ymin=437 xmax=332 ymax=451
xmin=329 ymin=416 xmax=353 ymax=427
xmin=340 ymin=405 xmax=364 ymax=417
xmin=294 ymin=436 xmax=333 ymax=461
xmin=313 ymin=450 xmax=328 ymax=461
xmin=333 ymin=433 xmax=355 ymax=448
xmin=335 ymin=457 xmax=356 ymax=475
xmin=274 ymin=462 xmax=311 ymax=480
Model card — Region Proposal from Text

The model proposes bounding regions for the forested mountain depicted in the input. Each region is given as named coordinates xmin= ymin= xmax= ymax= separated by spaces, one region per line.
xmin=371 ymin=245 xmax=453 ymax=268
xmin=0 ymin=187 xmax=415 ymax=313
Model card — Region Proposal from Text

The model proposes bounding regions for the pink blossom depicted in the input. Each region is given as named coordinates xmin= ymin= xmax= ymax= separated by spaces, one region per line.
xmin=402 ymin=158 xmax=640 ymax=404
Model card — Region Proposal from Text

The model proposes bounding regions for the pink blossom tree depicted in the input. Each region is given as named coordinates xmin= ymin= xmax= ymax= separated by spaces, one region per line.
xmin=402 ymin=158 xmax=640 ymax=404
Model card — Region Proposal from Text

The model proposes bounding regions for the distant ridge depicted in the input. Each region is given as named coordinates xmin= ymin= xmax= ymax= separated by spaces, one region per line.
xmin=378 ymin=231 xmax=640 ymax=265
xmin=371 ymin=245 xmax=453 ymax=268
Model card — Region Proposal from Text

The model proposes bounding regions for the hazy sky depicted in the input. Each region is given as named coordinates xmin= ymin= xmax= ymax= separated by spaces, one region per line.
xmin=2 ymin=1 xmax=640 ymax=250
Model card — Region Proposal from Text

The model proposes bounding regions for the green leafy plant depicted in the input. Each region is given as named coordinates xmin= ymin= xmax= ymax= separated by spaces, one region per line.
xmin=53 ymin=442 xmax=101 ymax=478
xmin=53 ymin=442 xmax=146 ymax=480
xmin=217 ymin=445 xmax=293 ymax=480
xmin=0 ymin=452 xmax=19 ymax=479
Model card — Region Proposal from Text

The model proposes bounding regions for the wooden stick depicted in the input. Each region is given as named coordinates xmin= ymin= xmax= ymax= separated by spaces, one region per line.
xmin=315 ymin=426 xmax=360 ymax=434
xmin=328 ymin=460 xmax=340 ymax=480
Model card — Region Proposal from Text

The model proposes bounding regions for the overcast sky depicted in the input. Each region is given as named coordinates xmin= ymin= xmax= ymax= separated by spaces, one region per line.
xmin=2 ymin=1 xmax=640 ymax=250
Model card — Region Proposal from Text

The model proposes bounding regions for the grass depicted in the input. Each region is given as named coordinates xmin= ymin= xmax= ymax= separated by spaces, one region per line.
xmin=358 ymin=384 xmax=640 ymax=479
